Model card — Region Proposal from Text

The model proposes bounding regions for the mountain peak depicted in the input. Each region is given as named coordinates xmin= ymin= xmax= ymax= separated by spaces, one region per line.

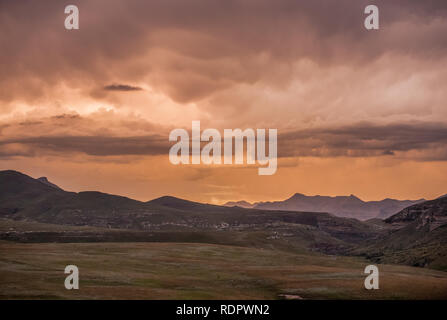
xmin=290 ymin=193 xmax=305 ymax=199
xmin=37 ymin=177 xmax=62 ymax=190
xmin=348 ymin=194 xmax=362 ymax=201
xmin=0 ymin=169 xmax=26 ymax=177
xmin=147 ymin=195 xmax=203 ymax=209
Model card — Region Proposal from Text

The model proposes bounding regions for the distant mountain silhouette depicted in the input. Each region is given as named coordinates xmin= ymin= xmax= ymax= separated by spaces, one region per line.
xmin=226 ymin=193 xmax=424 ymax=220
xmin=223 ymin=200 xmax=255 ymax=209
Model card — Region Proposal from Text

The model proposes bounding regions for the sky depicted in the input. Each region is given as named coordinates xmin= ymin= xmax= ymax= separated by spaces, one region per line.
xmin=1 ymin=0 xmax=447 ymax=203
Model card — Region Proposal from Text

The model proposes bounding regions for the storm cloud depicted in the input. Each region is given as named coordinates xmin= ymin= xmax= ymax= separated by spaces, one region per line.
xmin=1 ymin=115 xmax=446 ymax=161
xmin=104 ymin=84 xmax=143 ymax=92
xmin=1 ymin=0 xmax=447 ymax=104
xmin=279 ymin=122 xmax=447 ymax=160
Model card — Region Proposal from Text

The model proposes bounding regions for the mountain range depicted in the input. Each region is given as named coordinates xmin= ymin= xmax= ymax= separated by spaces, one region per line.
xmin=0 ymin=170 xmax=378 ymax=244
xmin=224 ymin=193 xmax=424 ymax=220
xmin=0 ymin=169 xmax=446 ymax=270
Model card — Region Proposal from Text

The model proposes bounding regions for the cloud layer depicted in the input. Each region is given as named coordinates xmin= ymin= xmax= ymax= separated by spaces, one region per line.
xmin=1 ymin=0 xmax=447 ymax=106
xmin=1 ymin=114 xmax=446 ymax=162
xmin=1 ymin=0 xmax=446 ymax=201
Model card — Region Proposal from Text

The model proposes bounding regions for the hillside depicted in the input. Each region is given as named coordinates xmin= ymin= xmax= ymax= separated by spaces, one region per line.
xmin=352 ymin=197 xmax=447 ymax=270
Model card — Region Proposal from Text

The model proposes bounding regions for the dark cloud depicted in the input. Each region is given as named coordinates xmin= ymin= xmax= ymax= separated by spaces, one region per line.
xmin=382 ymin=150 xmax=395 ymax=156
xmin=0 ymin=135 xmax=168 ymax=157
xmin=103 ymin=84 xmax=143 ymax=92
xmin=0 ymin=112 xmax=172 ymax=158
xmin=1 ymin=118 xmax=446 ymax=161
xmin=50 ymin=114 xmax=82 ymax=120
xmin=278 ymin=122 xmax=447 ymax=160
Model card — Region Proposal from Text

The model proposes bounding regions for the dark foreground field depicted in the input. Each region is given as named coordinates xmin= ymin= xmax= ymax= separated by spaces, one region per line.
xmin=1 ymin=241 xmax=447 ymax=300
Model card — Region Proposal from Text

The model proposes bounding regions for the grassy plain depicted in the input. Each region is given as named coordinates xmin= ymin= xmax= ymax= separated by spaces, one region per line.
xmin=1 ymin=241 xmax=447 ymax=300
